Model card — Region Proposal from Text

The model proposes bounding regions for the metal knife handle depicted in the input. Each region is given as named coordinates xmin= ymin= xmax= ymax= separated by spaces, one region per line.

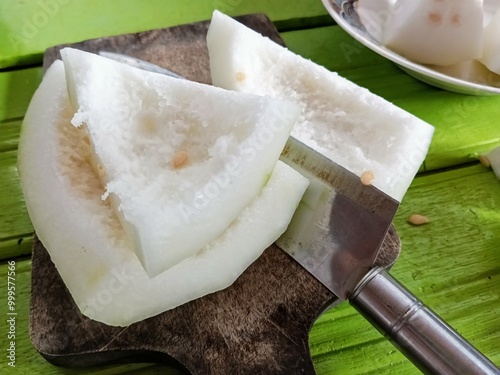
xmin=350 ymin=267 xmax=500 ymax=375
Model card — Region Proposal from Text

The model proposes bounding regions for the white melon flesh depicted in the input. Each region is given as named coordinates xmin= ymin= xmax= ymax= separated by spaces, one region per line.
xmin=484 ymin=0 xmax=500 ymax=26
xmin=383 ymin=0 xmax=483 ymax=66
xmin=59 ymin=48 xmax=302 ymax=277
xmin=429 ymin=59 xmax=500 ymax=85
xmin=479 ymin=8 xmax=500 ymax=75
xmin=18 ymin=60 xmax=309 ymax=326
xmin=207 ymin=11 xmax=434 ymax=202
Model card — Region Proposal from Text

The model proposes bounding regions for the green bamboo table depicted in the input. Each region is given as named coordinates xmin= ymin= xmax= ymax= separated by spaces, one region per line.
xmin=1 ymin=1 xmax=499 ymax=374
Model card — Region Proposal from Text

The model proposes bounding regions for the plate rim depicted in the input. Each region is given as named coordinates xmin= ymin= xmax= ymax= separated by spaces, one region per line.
xmin=321 ymin=0 xmax=500 ymax=96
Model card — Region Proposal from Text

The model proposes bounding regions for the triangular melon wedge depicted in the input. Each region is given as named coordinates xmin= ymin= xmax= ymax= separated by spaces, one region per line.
xmin=18 ymin=60 xmax=309 ymax=326
xmin=357 ymin=0 xmax=484 ymax=66
xmin=207 ymin=11 xmax=435 ymax=202
xmin=59 ymin=48 xmax=302 ymax=277
xmin=479 ymin=7 xmax=500 ymax=75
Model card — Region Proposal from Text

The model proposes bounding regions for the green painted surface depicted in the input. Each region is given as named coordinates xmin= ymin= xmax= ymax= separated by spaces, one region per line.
xmin=310 ymin=164 xmax=500 ymax=374
xmin=0 ymin=68 xmax=43 ymax=122
xmin=0 ymin=150 xmax=33 ymax=258
xmin=0 ymin=119 xmax=22 ymax=153
xmin=0 ymin=0 xmax=328 ymax=69
xmin=0 ymin=3 xmax=499 ymax=374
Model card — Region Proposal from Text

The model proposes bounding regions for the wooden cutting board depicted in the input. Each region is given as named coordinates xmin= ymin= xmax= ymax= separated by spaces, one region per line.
xmin=30 ymin=14 xmax=401 ymax=375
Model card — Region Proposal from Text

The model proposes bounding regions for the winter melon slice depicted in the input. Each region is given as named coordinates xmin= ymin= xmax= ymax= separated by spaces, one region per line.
xmin=207 ymin=10 xmax=434 ymax=202
xmin=60 ymin=48 xmax=302 ymax=277
xmin=383 ymin=0 xmax=484 ymax=66
xmin=18 ymin=60 xmax=309 ymax=326
xmin=480 ymin=8 xmax=500 ymax=75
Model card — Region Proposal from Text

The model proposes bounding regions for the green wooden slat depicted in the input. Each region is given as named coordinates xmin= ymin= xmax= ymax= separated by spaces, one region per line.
xmin=0 ymin=120 xmax=33 ymax=261
xmin=0 ymin=119 xmax=22 ymax=153
xmin=398 ymin=94 xmax=500 ymax=169
xmin=0 ymin=0 xmax=328 ymax=69
xmin=282 ymin=26 xmax=500 ymax=171
xmin=0 ymin=68 xmax=43 ymax=122
xmin=0 ymin=236 xmax=33 ymax=261
xmin=0 ymin=150 xmax=33 ymax=259
xmin=310 ymin=164 xmax=500 ymax=374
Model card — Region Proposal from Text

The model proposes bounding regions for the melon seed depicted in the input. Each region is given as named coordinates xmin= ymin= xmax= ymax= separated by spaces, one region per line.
xmin=360 ymin=170 xmax=375 ymax=185
xmin=408 ymin=214 xmax=429 ymax=226
xmin=235 ymin=71 xmax=246 ymax=82
xmin=172 ymin=151 xmax=189 ymax=169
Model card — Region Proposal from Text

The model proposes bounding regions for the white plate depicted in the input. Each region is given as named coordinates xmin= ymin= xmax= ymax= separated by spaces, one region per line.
xmin=322 ymin=0 xmax=500 ymax=95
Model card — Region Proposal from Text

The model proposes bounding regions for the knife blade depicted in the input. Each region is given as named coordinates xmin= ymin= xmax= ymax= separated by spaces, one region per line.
xmin=98 ymin=50 xmax=500 ymax=375
xmin=277 ymin=136 xmax=398 ymax=300
xmin=278 ymin=138 xmax=499 ymax=375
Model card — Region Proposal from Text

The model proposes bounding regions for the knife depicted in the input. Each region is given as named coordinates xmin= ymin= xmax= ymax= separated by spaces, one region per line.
xmin=100 ymin=51 xmax=500 ymax=375
xmin=277 ymin=137 xmax=500 ymax=375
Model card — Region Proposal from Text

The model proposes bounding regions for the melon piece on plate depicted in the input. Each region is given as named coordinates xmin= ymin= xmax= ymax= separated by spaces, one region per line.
xmin=383 ymin=0 xmax=484 ymax=66
xmin=207 ymin=11 xmax=434 ymax=202
xmin=18 ymin=60 xmax=309 ymax=326
xmin=479 ymin=8 xmax=500 ymax=75
xmin=60 ymin=48 xmax=302 ymax=277
xmin=428 ymin=59 xmax=500 ymax=86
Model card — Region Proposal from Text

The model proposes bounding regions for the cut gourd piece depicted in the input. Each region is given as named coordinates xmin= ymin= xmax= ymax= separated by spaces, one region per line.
xmin=17 ymin=60 xmax=309 ymax=326
xmin=59 ymin=48 xmax=302 ymax=277
xmin=383 ymin=0 xmax=484 ymax=66
xmin=429 ymin=59 xmax=500 ymax=85
xmin=480 ymin=8 xmax=500 ymax=75
xmin=207 ymin=11 xmax=434 ymax=202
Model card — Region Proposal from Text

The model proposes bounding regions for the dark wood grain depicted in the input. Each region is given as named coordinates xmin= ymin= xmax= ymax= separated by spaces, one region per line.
xmin=31 ymin=14 xmax=401 ymax=375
